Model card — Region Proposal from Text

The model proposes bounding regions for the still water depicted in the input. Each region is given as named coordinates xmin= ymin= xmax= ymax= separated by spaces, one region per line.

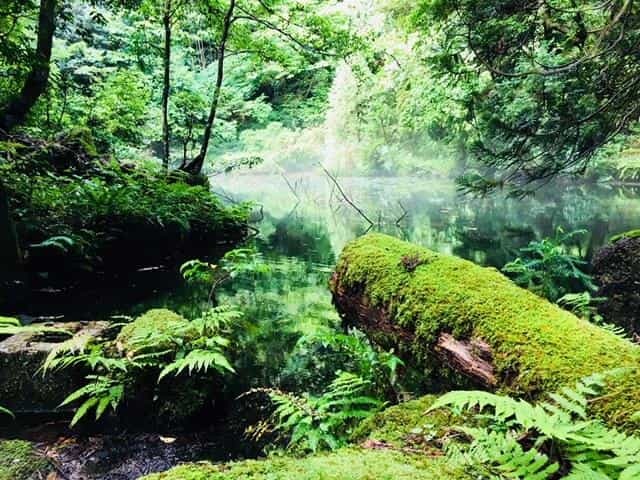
xmin=212 ymin=173 xmax=640 ymax=268
xmin=25 ymin=174 xmax=640 ymax=389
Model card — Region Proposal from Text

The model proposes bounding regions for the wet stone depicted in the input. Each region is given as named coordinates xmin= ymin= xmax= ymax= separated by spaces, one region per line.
xmin=0 ymin=321 xmax=110 ymax=413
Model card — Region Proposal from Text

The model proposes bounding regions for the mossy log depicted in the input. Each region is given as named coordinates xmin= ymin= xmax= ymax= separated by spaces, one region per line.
xmin=330 ymin=234 xmax=640 ymax=430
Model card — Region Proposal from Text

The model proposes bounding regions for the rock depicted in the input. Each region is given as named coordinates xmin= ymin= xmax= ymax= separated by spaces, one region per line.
xmin=593 ymin=235 xmax=640 ymax=335
xmin=0 ymin=321 xmax=110 ymax=413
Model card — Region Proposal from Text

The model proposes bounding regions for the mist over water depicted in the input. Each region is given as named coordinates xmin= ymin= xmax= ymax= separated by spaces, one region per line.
xmin=212 ymin=172 xmax=640 ymax=268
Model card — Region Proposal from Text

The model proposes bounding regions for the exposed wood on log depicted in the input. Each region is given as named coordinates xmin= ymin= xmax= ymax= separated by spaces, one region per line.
xmin=331 ymin=272 xmax=497 ymax=387
xmin=435 ymin=333 xmax=496 ymax=388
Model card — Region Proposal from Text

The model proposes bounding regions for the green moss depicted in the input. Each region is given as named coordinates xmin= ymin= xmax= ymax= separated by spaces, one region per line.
xmin=0 ymin=440 xmax=50 ymax=480
xmin=141 ymin=448 xmax=469 ymax=480
xmin=116 ymin=309 xmax=195 ymax=352
xmin=332 ymin=234 xmax=640 ymax=430
xmin=352 ymin=395 xmax=451 ymax=446
xmin=610 ymin=229 xmax=640 ymax=243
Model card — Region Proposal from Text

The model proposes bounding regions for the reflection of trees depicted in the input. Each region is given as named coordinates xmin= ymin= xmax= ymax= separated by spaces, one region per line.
xmin=260 ymin=212 xmax=336 ymax=266
xmin=395 ymin=184 xmax=636 ymax=268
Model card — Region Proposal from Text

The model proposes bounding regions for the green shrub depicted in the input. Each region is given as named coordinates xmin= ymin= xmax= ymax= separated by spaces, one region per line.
xmin=502 ymin=229 xmax=595 ymax=302
xmin=247 ymin=372 xmax=384 ymax=453
xmin=1 ymin=154 xmax=249 ymax=273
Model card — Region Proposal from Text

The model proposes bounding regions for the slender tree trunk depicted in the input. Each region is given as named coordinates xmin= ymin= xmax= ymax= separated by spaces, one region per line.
xmin=0 ymin=0 xmax=57 ymax=134
xmin=161 ymin=0 xmax=172 ymax=169
xmin=181 ymin=0 xmax=235 ymax=175
xmin=0 ymin=183 xmax=21 ymax=276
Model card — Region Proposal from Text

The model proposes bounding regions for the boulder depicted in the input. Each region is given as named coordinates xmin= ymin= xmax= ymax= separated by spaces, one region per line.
xmin=592 ymin=233 xmax=640 ymax=336
xmin=0 ymin=321 xmax=109 ymax=413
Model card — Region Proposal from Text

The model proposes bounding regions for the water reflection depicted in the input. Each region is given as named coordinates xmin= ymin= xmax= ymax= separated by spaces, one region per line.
xmin=213 ymin=174 xmax=640 ymax=268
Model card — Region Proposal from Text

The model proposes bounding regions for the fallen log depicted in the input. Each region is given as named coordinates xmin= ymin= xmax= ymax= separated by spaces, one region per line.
xmin=330 ymin=233 xmax=640 ymax=431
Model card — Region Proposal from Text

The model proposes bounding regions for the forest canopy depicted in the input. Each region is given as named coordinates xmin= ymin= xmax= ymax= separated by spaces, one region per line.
xmin=2 ymin=0 xmax=639 ymax=187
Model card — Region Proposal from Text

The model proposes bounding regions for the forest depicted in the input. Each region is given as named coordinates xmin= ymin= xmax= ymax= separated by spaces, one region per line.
xmin=1 ymin=0 xmax=640 ymax=479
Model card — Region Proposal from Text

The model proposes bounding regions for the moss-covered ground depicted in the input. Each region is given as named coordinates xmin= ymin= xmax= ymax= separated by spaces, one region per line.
xmin=141 ymin=447 xmax=468 ymax=480
xmin=141 ymin=395 xmax=473 ymax=480
xmin=331 ymin=233 xmax=640 ymax=430
xmin=0 ymin=440 xmax=50 ymax=480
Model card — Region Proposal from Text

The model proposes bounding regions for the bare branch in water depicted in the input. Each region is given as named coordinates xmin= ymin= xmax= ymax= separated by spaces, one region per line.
xmin=319 ymin=163 xmax=373 ymax=226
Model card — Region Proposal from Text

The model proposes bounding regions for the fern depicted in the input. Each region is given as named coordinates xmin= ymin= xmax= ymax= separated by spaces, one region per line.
xmin=158 ymin=348 xmax=235 ymax=380
xmin=448 ymin=427 xmax=559 ymax=480
xmin=0 ymin=405 xmax=14 ymax=418
xmin=43 ymin=333 xmax=112 ymax=373
xmin=42 ymin=307 xmax=237 ymax=427
xmin=249 ymin=372 xmax=384 ymax=453
xmin=502 ymin=228 xmax=595 ymax=302
xmin=29 ymin=235 xmax=75 ymax=252
xmin=429 ymin=374 xmax=640 ymax=479
xmin=59 ymin=375 xmax=125 ymax=427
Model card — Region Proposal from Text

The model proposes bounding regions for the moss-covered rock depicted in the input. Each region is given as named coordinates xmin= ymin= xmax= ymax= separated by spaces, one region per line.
xmin=352 ymin=395 xmax=451 ymax=447
xmin=0 ymin=321 xmax=109 ymax=412
xmin=0 ymin=440 xmax=50 ymax=480
xmin=140 ymin=448 xmax=468 ymax=480
xmin=330 ymin=234 xmax=640 ymax=431
xmin=116 ymin=309 xmax=195 ymax=355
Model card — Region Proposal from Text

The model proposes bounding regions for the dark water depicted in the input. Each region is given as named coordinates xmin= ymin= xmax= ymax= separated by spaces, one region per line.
xmin=5 ymin=174 xmax=640 ymax=479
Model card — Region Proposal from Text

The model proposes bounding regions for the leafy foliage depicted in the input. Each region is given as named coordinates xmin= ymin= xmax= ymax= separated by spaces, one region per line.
xmin=60 ymin=375 xmax=125 ymax=427
xmin=248 ymin=372 xmax=384 ymax=453
xmin=0 ymin=406 xmax=13 ymax=418
xmin=503 ymin=229 xmax=596 ymax=302
xmin=280 ymin=329 xmax=404 ymax=398
xmin=417 ymin=0 xmax=640 ymax=194
xmin=430 ymin=374 xmax=640 ymax=479
xmin=1 ymin=150 xmax=249 ymax=275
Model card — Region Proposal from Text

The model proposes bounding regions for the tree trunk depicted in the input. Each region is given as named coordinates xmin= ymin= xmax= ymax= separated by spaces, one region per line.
xmin=0 ymin=0 xmax=57 ymax=134
xmin=330 ymin=233 xmax=640 ymax=431
xmin=0 ymin=183 xmax=22 ymax=276
xmin=161 ymin=0 xmax=172 ymax=170
xmin=181 ymin=0 xmax=235 ymax=175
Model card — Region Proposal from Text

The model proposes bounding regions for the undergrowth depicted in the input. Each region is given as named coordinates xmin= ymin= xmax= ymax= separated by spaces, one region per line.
xmin=1 ymin=135 xmax=249 ymax=277
xmin=430 ymin=373 xmax=640 ymax=479
xmin=43 ymin=307 xmax=238 ymax=426
xmin=246 ymin=372 xmax=385 ymax=453
xmin=502 ymin=228 xmax=595 ymax=303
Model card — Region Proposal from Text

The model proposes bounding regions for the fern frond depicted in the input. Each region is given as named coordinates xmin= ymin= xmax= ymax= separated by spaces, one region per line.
xmin=42 ymin=333 xmax=95 ymax=373
xmin=0 ymin=405 xmax=14 ymax=418
xmin=59 ymin=375 xmax=125 ymax=427
xmin=461 ymin=428 xmax=559 ymax=480
xmin=158 ymin=348 xmax=235 ymax=381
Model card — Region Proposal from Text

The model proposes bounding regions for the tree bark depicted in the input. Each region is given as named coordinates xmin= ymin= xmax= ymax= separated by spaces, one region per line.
xmin=0 ymin=0 xmax=57 ymax=134
xmin=330 ymin=233 xmax=640 ymax=430
xmin=161 ymin=0 xmax=172 ymax=170
xmin=181 ymin=0 xmax=236 ymax=175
